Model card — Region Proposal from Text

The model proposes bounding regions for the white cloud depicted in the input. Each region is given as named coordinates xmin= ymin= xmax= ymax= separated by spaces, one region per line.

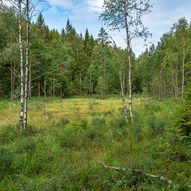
xmin=140 ymin=1 xmax=191 ymax=55
xmin=47 ymin=0 xmax=71 ymax=8
xmin=48 ymin=6 xmax=59 ymax=14
xmin=88 ymin=0 xmax=104 ymax=12
xmin=47 ymin=0 xmax=104 ymax=12
xmin=43 ymin=0 xmax=191 ymax=56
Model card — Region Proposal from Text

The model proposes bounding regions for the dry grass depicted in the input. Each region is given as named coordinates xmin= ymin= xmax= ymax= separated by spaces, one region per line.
xmin=0 ymin=97 xmax=142 ymax=127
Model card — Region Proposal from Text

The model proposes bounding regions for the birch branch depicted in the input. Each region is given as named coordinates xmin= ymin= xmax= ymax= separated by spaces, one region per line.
xmin=98 ymin=161 xmax=178 ymax=188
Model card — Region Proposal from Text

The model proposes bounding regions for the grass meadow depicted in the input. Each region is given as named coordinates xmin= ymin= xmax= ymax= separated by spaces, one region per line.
xmin=0 ymin=97 xmax=190 ymax=191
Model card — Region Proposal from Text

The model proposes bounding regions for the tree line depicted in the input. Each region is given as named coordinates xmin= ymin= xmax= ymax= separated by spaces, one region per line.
xmin=1 ymin=7 xmax=190 ymax=100
xmin=135 ymin=18 xmax=191 ymax=99
xmin=0 ymin=8 xmax=124 ymax=99
xmin=1 ymin=0 xmax=191 ymax=130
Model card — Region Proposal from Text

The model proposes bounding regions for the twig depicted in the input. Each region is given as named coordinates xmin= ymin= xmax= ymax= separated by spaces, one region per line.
xmin=97 ymin=161 xmax=178 ymax=188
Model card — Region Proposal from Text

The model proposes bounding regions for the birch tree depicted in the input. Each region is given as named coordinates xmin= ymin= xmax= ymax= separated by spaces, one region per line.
xmin=174 ymin=18 xmax=188 ymax=99
xmin=3 ymin=0 xmax=45 ymax=130
xmin=110 ymin=37 xmax=128 ymax=122
xmin=23 ymin=0 xmax=29 ymax=129
xmin=18 ymin=0 xmax=24 ymax=130
xmin=100 ymin=0 xmax=152 ymax=122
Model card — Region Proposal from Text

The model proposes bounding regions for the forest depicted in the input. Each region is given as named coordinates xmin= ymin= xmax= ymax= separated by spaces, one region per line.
xmin=0 ymin=0 xmax=191 ymax=190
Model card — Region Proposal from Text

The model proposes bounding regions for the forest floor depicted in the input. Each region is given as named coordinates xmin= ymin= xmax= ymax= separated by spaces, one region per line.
xmin=0 ymin=97 xmax=190 ymax=191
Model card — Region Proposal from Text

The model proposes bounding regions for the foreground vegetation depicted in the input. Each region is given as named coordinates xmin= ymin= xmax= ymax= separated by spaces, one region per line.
xmin=0 ymin=97 xmax=190 ymax=191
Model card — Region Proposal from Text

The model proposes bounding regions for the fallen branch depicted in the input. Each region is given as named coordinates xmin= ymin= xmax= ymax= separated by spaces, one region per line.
xmin=98 ymin=161 xmax=178 ymax=188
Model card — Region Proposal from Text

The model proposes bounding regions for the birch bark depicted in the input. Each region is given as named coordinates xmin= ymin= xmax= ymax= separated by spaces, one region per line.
xmin=23 ymin=0 xmax=30 ymax=129
xmin=18 ymin=0 xmax=24 ymax=130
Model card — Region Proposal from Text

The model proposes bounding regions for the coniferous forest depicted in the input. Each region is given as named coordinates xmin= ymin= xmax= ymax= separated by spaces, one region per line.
xmin=0 ymin=1 xmax=191 ymax=191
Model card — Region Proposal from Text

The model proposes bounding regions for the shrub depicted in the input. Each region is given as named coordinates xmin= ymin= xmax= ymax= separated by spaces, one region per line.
xmin=177 ymin=90 xmax=191 ymax=139
xmin=177 ymin=107 xmax=191 ymax=138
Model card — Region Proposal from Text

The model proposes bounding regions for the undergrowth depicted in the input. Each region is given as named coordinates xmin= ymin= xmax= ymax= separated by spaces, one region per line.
xmin=0 ymin=98 xmax=190 ymax=191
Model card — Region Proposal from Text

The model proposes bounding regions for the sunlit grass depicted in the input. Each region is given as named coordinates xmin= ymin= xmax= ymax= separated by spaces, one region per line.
xmin=0 ymin=97 xmax=141 ymax=128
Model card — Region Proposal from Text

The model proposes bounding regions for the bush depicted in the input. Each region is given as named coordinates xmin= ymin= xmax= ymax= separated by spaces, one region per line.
xmin=177 ymin=106 xmax=191 ymax=138
xmin=177 ymin=91 xmax=191 ymax=139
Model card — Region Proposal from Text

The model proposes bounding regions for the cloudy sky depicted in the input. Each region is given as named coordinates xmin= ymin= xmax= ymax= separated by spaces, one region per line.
xmin=34 ymin=0 xmax=191 ymax=55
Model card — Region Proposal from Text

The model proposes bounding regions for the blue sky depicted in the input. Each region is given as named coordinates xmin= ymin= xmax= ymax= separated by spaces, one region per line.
xmin=29 ymin=0 xmax=191 ymax=55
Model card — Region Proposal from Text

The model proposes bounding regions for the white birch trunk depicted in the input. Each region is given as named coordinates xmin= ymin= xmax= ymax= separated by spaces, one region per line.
xmin=119 ymin=71 xmax=128 ymax=122
xmin=23 ymin=0 xmax=30 ymax=129
xmin=125 ymin=17 xmax=133 ymax=122
xmin=110 ymin=37 xmax=128 ymax=123
xmin=127 ymin=50 xmax=133 ymax=121
xmin=18 ymin=0 xmax=24 ymax=130
xmin=29 ymin=61 xmax=32 ymax=97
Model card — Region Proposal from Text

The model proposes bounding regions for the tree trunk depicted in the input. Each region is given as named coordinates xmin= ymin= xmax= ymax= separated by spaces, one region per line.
xmin=103 ymin=59 xmax=106 ymax=96
xmin=38 ymin=78 xmax=40 ymax=97
xmin=127 ymin=51 xmax=133 ymax=121
xmin=102 ymin=45 xmax=106 ymax=96
xmin=24 ymin=0 xmax=30 ymax=129
xmin=119 ymin=71 xmax=128 ymax=122
xmin=13 ymin=60 xmax=16 ymax=98
xmin=123 ymin=73 xmax=126 ymax=94
xmin=171 ymin=72 xmax=178 ymax=99
xmin=29 ymin=61 xmax=32 ymax=97
xmin=51 ymin=77 xmax=53 ymax=96
xmin=113 ymin=43 xmax=128 ymax=123
xmin=89 ymin=73 xmax=92 ymax=96
xmin=158 ymin=71 xmax=162 ymax=99
xmin=53 ymin=78 xmax=55 ymax=96
xmin=44 ymin=76 xmax=46 ymax=97
xmin=80 ymin=71 xmax=82 ymax=95
xmin=181 ymin=42 xmax=185 ymax=99
xmin=18 ymin=0 xmax=24 ymax=130
xmin=175 ymin=66 xmax=179 ymax=98
xmin=124 ymin=18 xmax=133 ymax=122
xmin=11 ymin=61 xmax=14 ymax=100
